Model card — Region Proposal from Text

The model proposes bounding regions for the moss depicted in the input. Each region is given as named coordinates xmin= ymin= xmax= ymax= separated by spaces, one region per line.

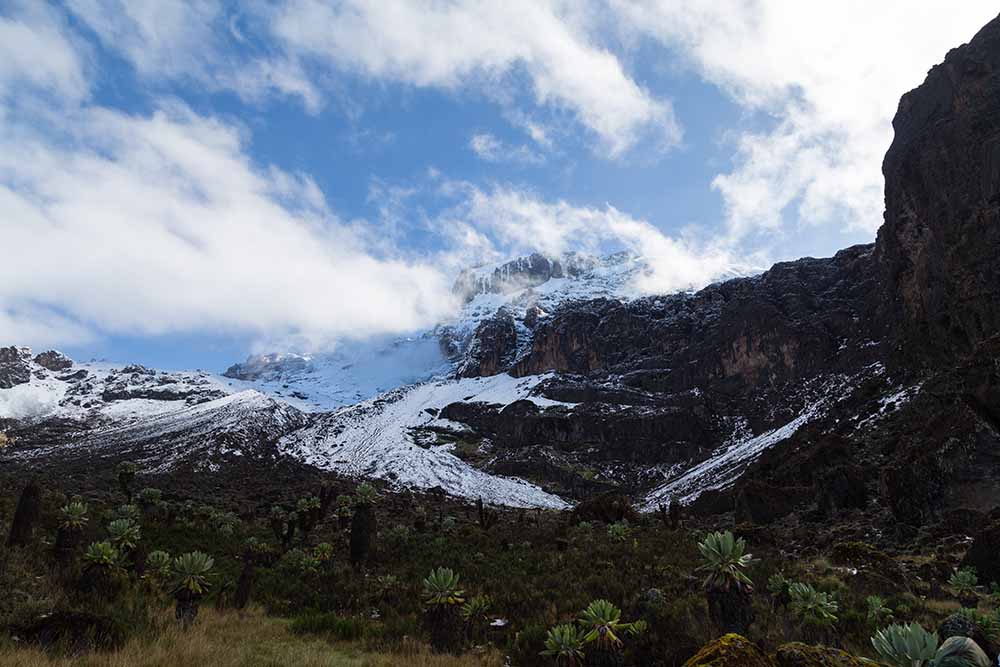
xmin=772 ymin=642 xmax=875 ymax=667
xmin=683 ymin=634 xmax=775 ymax=667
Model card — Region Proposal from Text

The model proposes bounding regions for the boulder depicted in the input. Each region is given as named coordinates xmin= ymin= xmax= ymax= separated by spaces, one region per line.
xmin=683 ymin=634 xmax=774 ymax=667
xmin=772 ymin=643 xmax=871 ymax=667
xmin=457 ymin=309 xmax=517 ymax=378
xmin=33 ymin=350 xmax=73 ymax=372
xmin=816 ymin=464 xmax=867 ymax=516
xmin=0 ymin=346 xmax=31 ymax=389
xmin=735 ymin=481 xmax=810 ymax=525
xmin=571 ymin=492 xmax=637 ymax=524
xmin=961 ymin=521 xmax=1000 ymax=587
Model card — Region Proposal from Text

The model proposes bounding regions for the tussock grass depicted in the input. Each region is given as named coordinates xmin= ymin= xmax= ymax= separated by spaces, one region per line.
xmin=0 ymin=607 xmax=503 ymax=667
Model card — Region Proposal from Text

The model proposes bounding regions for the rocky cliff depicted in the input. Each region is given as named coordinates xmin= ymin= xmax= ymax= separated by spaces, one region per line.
xmin=4 ymin=15 xmax=1000 ymax=516
xmin=440 ymin=13 xmax=1000 ymax=513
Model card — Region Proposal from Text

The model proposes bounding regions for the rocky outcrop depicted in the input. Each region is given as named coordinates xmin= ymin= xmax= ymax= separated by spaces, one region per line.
xmin=453 ymin=253 xmax=563 ymax=302
xmin=223 ymin=353 xmax=311 ymax=381
xmin=456 ymin=310 xmax=517 ymax=378
xmin=771 ymin=643 xmax=870 ymax=667
xmin=682 ymin=634 xmax=773 ymax=667
xmin=33 ymin=351 xmax=72 ymax=372
xmin=511 ymin=245 xmax=876 ymax=393
xmin=0 ymin=346 xmax=32 ymax=389
xmin=876 ymin=15 xmax=1000 ymax=364
xmin=961 ymin=521 xmax=1000 ymax=586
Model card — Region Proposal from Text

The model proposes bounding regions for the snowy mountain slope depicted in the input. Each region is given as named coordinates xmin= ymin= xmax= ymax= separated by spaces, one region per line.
xmin=278 ymin=373 xmax=572 ymax=509
xmin=222 ymin=251 xmax=661 ymax=411
xmin=0 ymin=348 xmax=234 ymax=423
xmin=10 ymin=389 xmax=306 ymax=473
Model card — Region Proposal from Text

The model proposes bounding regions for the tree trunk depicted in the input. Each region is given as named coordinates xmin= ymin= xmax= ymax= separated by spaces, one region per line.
xmin=426 ymin=606 xmax=460 ymax=653
xmin=53 ymin=526 xmax=82 ymax=566
xmin=706 ymin=587 xmax=754 ymax=635
xmin=586 ymin=647 xmax=625 ymax=667
xmin=7 ymin=481 xmax=41 ymax=548
xmin=234 ymin=558 xmax=255 ymax=610
xmin=175 ymin=589 xmax=201 ymax=629
xmin=350 ymin=504 xmax=376 ymax=568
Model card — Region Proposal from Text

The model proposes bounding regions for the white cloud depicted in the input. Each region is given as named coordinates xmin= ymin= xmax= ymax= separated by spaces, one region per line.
xmin=612 ymin=1 xmax=999 ymax=238
xmin=469 ymin=133 xmax=544 ymax=165
xmin=0 ymin=100 xmax=458 ymax=348
xmin=0 ymin=1 xmax=89 ymax=104
xmin=265 ymin=0 xmax=680 ymax=157
xmin=65 ymin=0 xmax=322 ymax=112
xmin=437 ymin=183 xmax=749 ymax=294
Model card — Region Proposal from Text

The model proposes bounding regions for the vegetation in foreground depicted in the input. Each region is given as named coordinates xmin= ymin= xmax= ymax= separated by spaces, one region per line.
xmin=1 ymin=467 xmax=999 ymax=666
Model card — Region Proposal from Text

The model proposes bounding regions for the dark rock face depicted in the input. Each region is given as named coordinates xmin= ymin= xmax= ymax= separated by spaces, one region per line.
xmin=456 ymin=310 xmax=517 ymax=378
xmin=442 ymin=14 xmax=1000 ymax=513
xmin=453 ymin=253 xmax=563 ymax=302
xmin=0 ymin=346 xmax=31 ymax=389
xmin=33 ymin=350 xmax=73 ymax=372
xmin=876 ymin=16 xmax=1000 ymax=364
xmin=816 ymin=464 xmax=868 ymax=517
xmin=735 ymin=481 xmax=811 ymax=525
xmin=512 ymin=245 xmax=877 ymax=393
xmin=223 ymin=353 xmax=311 ymax=381
xmin=961 ymin=521 xmax=1000 ymax=586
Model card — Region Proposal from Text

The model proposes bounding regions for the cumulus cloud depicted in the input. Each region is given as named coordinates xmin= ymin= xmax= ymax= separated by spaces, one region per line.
xmin=0 ymin=1 xmax=89 ymax=104
xmin=263 ymin=0 xmax=680 ymax=157
xmin=65 ymin=0 xmax=322 ymax=112
xmin=436 ymin=182 xmax=750 ymax=294
xmin=469 ymin=133 xmax=544 ymax=165
xmin=612 ymin=1 xmax=1000 ymax=238
xmin=0 ymin=102 xmax=457 ymax=347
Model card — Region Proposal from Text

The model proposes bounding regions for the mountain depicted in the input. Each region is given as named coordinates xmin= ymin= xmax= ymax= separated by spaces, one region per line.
xmin=3 ymin=14 xmax=1000 ymax=521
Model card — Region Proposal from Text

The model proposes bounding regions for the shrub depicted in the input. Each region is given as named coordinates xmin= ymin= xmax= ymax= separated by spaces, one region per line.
xmin=577 ymin=599 xmax=646 ymax=654
xmin=872 ymin=622 xmax=990 ymax=667
xmin=866 ymin=595 xmax=893 ymax=626
xmin=107 ymin=518 xmax=141 ymax=552
xmin=789 ymin=582 xmax=839 ymax=626
xmin=607 ymin=521 xmax=630 ymax=543
xmin=697 ymin=531 xmax=754 ymax=591
xmin=541 ymin=623 xmax=585 ymax=665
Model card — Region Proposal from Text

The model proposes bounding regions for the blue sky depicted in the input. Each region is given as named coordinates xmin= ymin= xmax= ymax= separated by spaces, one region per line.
xmin=2 ymin=2 xmax=997 ymax=371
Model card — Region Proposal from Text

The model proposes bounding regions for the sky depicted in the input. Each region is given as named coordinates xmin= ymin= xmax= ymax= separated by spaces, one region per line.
xmin=1 ymin=1 xmax=997 ymax=371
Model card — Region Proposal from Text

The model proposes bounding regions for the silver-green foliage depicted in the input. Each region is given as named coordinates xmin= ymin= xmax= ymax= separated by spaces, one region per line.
xmin=872 ymin=623 xmax=989 ymax=667
xmin=788 ymin=582 xmax=838 ymax=626
xmin=697 ymin=531 xmax=754 ymax=591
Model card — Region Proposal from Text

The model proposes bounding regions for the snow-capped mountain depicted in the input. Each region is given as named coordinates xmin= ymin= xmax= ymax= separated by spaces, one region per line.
xmin=0 ymin=247 xmax=919 ymax=512
xmin=219 ymin=251 xmax=652 ymax=412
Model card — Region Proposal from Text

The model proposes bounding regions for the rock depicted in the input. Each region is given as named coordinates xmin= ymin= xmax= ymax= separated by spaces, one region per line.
xmin=939 ymin=508 xmax=991 ymax=536
xmin=0 ymin=346 xmax=32 ymax=389
xmin=121 ymin=363 xmax=156 ymax=375
xmin=571 ymin=492 xmax=637 ymax=524
xmin=457 ymin=309 xmax=517 ymax=378
xmin=33 ymin=350 xmax=73 ymax=371
xmin=830 ymin=542 xmax=904 ymax=581
xmin=772 ymin=643 xmax=870 ymax=667
xmin=816 ymin=464 xmax=867 ymax=516
xmin=689 ymin=489 xmax=735 ymax=516
xmin=735 ymin=481 xmax=811 ymax=525
xmin=939 ymin=613 xmax=999 ymax=663
xmin=222 ymin=352 xmax=311 ymax=381
xmin=682 ymin=634 xmax=774 ymax=667
xmin=452 ymin=253 xmax=563 ymax=302
xmin=876 ymin=15 xmax=1000 ymax=364
xmin=961 ymin=521 xmax=1000 ymax=586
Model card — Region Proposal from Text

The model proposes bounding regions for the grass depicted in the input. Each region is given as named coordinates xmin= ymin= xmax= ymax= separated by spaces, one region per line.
xmin=0 ymin=607 xmax=503 ymax=667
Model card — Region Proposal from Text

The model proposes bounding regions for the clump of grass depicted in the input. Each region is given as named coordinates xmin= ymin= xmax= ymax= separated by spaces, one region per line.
xmin=0 ymin=607 xmax=503 ymax=667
